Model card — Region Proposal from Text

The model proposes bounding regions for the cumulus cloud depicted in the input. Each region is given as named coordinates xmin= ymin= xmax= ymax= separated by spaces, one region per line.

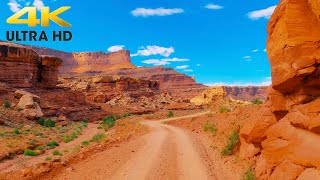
xmin=33 ymin=0 xmax=44 ymax=11
xmin=141 ymin=58 xmax=190 ymax=66
xmin=141 ymin=59 xmax=171 ymax=66
xmin=205 ymin=4 xmax=223 ymax=10
xmin=176 ymin=65 xmax=189 ymax=69
xmin=252 ymin=49 xmax=259 ymax=53
xmin=131 ymin=45 xmax=174 ymax=57
xmin=8 ymin=0 xmax=21 ymax=13
xmin=162 ymin=58 xmax=189 ymax=62
xmin=107 ymin=45 xmax=125 ymax=52
xmin=248 ymin=6 xmax=277 ymax=20
xmin=131 ymin=8 xmax=184 ymax=17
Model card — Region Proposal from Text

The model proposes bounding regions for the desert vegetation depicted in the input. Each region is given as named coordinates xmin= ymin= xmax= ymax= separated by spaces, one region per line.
xmin=221 ymin=131 xmax=239 ymax=156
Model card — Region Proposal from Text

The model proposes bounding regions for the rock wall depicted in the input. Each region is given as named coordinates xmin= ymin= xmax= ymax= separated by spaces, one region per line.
xmin=191 ymin=86 xmax=267 ymax=105
xmin=0 ymin=42 xmax=62 ymax=88
xmin=240 ymin=0 xmax=320 ymax=178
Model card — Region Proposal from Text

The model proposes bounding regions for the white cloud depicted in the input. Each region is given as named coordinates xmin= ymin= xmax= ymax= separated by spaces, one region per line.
xmin=131 ymin=8 xmax=184 ymax=17
xmin=264 ymin=49 xmax=267 ymax=52
xmin=176 ymin=65 xmax=189 ymax=69
xmin=141 ymin=59 xmax=171 ymax=66
xmin=252 ymin=49 xmax=259 ymax=53
xmin=141 ymin=57 xmax=190 ymax=66
xmin=184 ymin=69 xmax=193 ymax=72
xmin=8 ymin=0 xmax=21 ymax=13
xmin=107 ymin=45 xmax=125 ymax=52
xmin=243 ymin=56 xmax=251 ymax=59
xmin=131 ymin=45 xmax=174 ymax=57
xmin=196 ymin=64 xmax=201 ymax=67
xmin=162 ymin=58 xmax=189 ymax=62
xmin=248 ymin=6 xmax=277 ymax=20
xmin=205 ymin=4 xmax=223 ymax=10
xmin=33 ymin=0 xmax=44 ymax=11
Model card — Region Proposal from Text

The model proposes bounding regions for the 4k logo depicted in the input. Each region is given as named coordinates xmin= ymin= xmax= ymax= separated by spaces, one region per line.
xmin=7 ymin=7 xmax=71 ymax=27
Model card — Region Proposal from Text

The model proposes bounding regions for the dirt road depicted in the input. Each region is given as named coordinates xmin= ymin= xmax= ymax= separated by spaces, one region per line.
xmin=53 ymin=112 xmax=216 ymax=180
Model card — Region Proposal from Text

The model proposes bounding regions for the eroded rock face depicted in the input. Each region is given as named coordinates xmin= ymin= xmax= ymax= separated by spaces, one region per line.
xmin=0 ymin=42 xmax=62 ymax=88
xmin=240 ymin=0 xmax=320 ymax=178
xmin=190 ymin=86 xmax=267 ymax=105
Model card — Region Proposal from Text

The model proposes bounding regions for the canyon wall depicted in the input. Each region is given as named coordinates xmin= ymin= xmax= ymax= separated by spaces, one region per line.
xmin=0 ymin=42 xmax=62 ymax=88
xmin=240 ymin=0 xmax=320 ymax=178
xmin=191 ymin=86 xmax=267 ymax=105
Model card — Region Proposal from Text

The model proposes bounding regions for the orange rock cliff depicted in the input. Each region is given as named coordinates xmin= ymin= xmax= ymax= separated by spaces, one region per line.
xmin=240 ymin=0 xmax=320 ymax=178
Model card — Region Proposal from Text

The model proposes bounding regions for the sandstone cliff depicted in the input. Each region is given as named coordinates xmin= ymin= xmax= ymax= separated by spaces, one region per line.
xmin=240 ymin=0 xmax=320 ymax=178
xmin=0 ymin=42 xmax=62 ymax=88
xmin=191 ymin=86 xmax=267 ymax=105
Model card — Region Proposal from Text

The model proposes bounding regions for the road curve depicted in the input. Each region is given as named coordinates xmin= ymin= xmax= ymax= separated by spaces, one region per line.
xmin=53 ymin=112 xmax=215 ymax=180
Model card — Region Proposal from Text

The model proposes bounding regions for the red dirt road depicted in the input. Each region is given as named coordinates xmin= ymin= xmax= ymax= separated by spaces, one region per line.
xmin=52 ymin=112 xmax=216 ymax=180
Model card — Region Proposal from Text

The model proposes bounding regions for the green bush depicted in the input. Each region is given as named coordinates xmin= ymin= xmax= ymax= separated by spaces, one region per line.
xmin=45 ymin=156 xmax=52 ymax=161
xmin=103 ymin=116 xmax=116 ymax=128
xmin=203 ymin=122 xmax=217 ymax=135
xmin=36 ymin=146 xmax=45 ymax=151
xmin=252 ymin=99 xmax=263 ymax=105
xmin=52 ymin=150 xmax=62 ymax=156
xmin=23 ymin=149 xmax=40 ymax=156
xmin=3 ymin=99 xmax=11 ymax=109
xmin=46 ymin=141 xmax=59 ymax=149
xmin=82 ymin=141 xmax=90 ymax=146
xmin=13 ymin=128 xmax=20 ymax=135
xmin=244 ymin=167 xmax=255 ymax=180
xmin=167 ymin=111 xmax=174 ymax=118
xmin=219 ymin=106 xmax=231 ymax=113
xmin=37 ymin=118 xmax=45 ymax=126
xmin=44 ymin=119 xmax=56 ymax=127
xmin=91 ymin=133 xmax=105 ymax=142
xmin=63 ymin=136 xmax=73 ymax=143
xmin=221 ymin=131 xmax=239 ymax=156
xmin=123 ymin=113 xmax=132 ymax=118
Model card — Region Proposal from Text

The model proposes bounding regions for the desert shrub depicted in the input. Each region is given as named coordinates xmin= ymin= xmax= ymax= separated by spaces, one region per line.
xmin=3 ymin=99 xmax=11 ymax=109
xmin=63 ymin=136 xmax=74 ymax=143
xmin=81 ymin=120 xmax=88 ymax=127
xmin=52 ymin=150 xmax=62 ymax=156
xmin=91 ymin=133 xmax=105 ymax=142
xmin=244 ymin=167 xmax=255 ymax=180
xmin=167 ymin=111 xmax=174 ymax=118
xmin=116 ymin=115 xmax=121 ymax=120
xmin=103 ymin=116 xmax=116 ymax=128
xmin=36 ymin=146 xmax=45 ymax=151
xmin=44 ymin=119 xmax=56 ymax=127
xmin=252 ymin=99 xmax=263 ymax=105
xmin=82 ymin=141 xmax=90 ymax=146
xmin=37 ymin=118 xmax=45 ymax=126
xmin=219 ymin=106 xmax=231 ymax=113
xmin=16 ymin=107 xmax=23 ymax=112
xmin=203 ymin=122 xmax=217 ymax=135
xmin=46 ymin=141 xmax=59 ymax=149
xmin=221 ymin=131 xmax=239 ymax=156
xmin=45 ymin=156 xmax=52 ymax=161
xmin=123 ymin=113 xmax=132 ymax=118
xmin=23 ymin=149 xmax=40 ymax=156
xmin=13 ymin=128 xmax=20 ymax=135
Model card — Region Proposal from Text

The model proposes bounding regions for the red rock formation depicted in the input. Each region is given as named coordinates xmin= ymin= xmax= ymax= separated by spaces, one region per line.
xmin=240 ymin=0 xmax=320 ymax=178
xmin=0 ymin=42 xmax=62 ymax=88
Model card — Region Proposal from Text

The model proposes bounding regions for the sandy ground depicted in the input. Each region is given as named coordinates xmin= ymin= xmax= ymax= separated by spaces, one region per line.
xmin=49 ymin=111 xmax=218 ymax=180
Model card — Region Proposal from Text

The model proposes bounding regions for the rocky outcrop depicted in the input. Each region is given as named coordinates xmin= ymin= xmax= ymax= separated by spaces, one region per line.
xmin=240 ymin=0 xmax=320 ymax=179
xmin=191 ymin=86 xmax=267 ymax=105
xmin=16 ymin=91 xmax=43 ymax=120
xmin=27 ymin=45 xmax=135 ymax=74
xmin=0 ymin=42 xmax=63 ymax=88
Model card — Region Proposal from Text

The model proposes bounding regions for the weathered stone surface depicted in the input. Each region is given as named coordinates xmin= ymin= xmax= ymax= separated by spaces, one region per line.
xmin=17 ymin=93 xmax=43 ymax=120
xmin=240 ymin=0 xmax=320 ymax=178
xmin=0 ymin=43 xmax=62 ymax=88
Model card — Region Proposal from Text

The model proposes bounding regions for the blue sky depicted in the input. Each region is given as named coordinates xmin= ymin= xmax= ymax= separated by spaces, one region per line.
xmin=0 ymin=0 xmax=279 ymax=86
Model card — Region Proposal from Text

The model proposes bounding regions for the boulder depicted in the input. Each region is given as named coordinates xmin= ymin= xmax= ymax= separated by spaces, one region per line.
xmin=297 ymin=168 xmax=320 ymax=180
xmin=18 ymin=93 xmax=43 ymax=120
